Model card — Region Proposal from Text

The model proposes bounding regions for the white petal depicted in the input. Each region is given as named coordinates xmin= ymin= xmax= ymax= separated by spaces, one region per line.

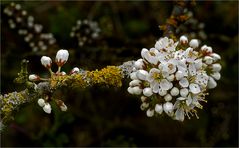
xmin=189 ymin=63 xmax=197 ymax=76
xmin=189 ymin=83 xmax=201 ymax=94
xmin=160 ymin=79 xmax=171 ymax=90
xmin=186 ymin=94 xmax=192 ymax=106
xmin=127 ymin=87 xmax=134 ymax=94
xmin=175 ymin=108 xmax=185 ymax=121
xmin=155 ymin=104 xmax=163 ymax=114
xmin=177 ymin=97 xmax=186 ymax=101
xmin=194 ymin=59 xmax=202 ymax=70
xmin=167 ymin=74 xmax=175 ymax=81
xmin=152 ymin=83 xmax=160 ymax=93
xmin=179 ymin=78 xmax=189 ymax=88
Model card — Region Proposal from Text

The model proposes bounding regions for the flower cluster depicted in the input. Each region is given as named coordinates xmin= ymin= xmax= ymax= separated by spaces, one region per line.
xmin=28 ymin=49 xmax=80 ymax=114
xmin=3 ymin=2 xmax=57 ymax=52
xmin=128 ymin=36 xmax=221 ymax=121
xmin=70 ymin=19 xmax=101 ymax=46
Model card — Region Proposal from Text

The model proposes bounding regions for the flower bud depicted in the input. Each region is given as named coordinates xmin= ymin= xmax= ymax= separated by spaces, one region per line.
xmin=175 ymin=71 xmax=184 ymax=80
xmin=180 ymin=35 xmax=188 ymax=44
xmin=211 ymin=72 xmax=221 ymax=80
xmin=141 ymin=96 xmax=147 ymax=102
xmin=210 ymin=53 xmax=221 ymax=61
xmin=208 ymin=77 xmax=217 ymax=89
xmin=201 ymin=45 xmax=212 ymax=53
xmin=43 ymin=103 xmax=52 ymax=114
xmin=132 ymin=86 xmax=143 ymax=95
xmin=129 ymin=80 xmax=141 ymax=87
xmin=29 ymin=74 xmax=40 ymax=81
xmin=143 ymin=87 xmax=153 ymax=97
xmin=163 ymin=102 xmax=173 ymax=114
xmin=134 ymin=59 xmax=144 ymax=69
xmin=155 ymin=104 xmax=163 ymax=114
xmin=55 ymin=49 xmax=69 ymax=67
xmin=180 ymin=88 xmax=189 ymax=97
xmin=204 ymin=56 xmax=213 ymax=65
xmin=170 ymin=87 xmax=179 ymax=96
xmin=38 ymin=98 xmax=45 ymax=107
xmin=136 ymin=70 xmax=149 ymax=81
xmin=164 ymin=94 xmax=172 ymax=101
xmin=146 ymin=109 xmax=154 ymax=117
xmin=189 ymin=39 xmax=199 ymax=49
xmin=41 ymin=56 xmax=52 ymax=69
xmin=212 ymin=63 xmax=222 ymax=72
xmin=130 ymin=72 xmax=138 ymax=80
xmin=60 ymin=103 xmax=67 ymax=111
xmin=70 ymin=67 xmax=80 ymax=74
xmin=140 ymin=102 xmax=149 ymax=110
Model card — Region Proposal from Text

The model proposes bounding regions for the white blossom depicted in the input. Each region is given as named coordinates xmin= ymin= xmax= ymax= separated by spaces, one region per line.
xmin=38 ymin=98 xmax=45 ymax=107
xmin=29 ymin=74 xmax=40 ymax=81
xmin=43 ymin=103 xmax=52 ymax=114
xmin=146 ymin=109 xmax=154 ymax=117
xmin=41 ymin=56 xmax=52 ymax=69
xmin=189 ymin=39 xmax=199 ymax=49
xmin=143 ymin=87 xmax=153 ymax=97
xmin=180 ymin=35 xmax=188 ymax=44
xmin=55 ymin=49 xmax=69 ymax=67
xmin=155 ymin=104 xmax=163 ymax=114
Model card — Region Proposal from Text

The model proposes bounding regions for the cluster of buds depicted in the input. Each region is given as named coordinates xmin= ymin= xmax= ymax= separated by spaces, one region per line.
xmin=3 ymin=2 xmax=57 ymax=52
xmin=28 ymin=49 xmax=80 ymax=114
xmin=128 ymin=36 xmax=221 ymax=121
xmin=70 ymin=19 xmax=101 ymax=46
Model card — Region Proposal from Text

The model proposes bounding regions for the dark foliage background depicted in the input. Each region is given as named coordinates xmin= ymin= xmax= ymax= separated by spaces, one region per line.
xmin=1 ymin=1 xmax=238 ymax=147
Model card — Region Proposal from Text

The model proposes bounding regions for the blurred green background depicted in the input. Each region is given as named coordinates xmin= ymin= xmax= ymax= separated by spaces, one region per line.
xmin=1 ymin=1 xmax=238 ymax=147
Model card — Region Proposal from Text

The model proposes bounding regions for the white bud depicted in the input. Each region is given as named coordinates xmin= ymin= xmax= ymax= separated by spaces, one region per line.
xmin=28 ymin=74 xmax=40 ymax=81
xmin=211 ymin=72 xmax=221 ymax=80
xmin=212 ymin=63 xmax=222 ymax=72
xmin=43 ymin=103 xmax=52 ymax=114
xmin=140 ymin=102 xmax=149 ymax=110
xmin=143 ymin=87 xmax=153 ymax=97
xmin=61 ymin=71 xmax=66 ymax=75
xmin=175 ymin=71 xmax=184 ymax=80
xmin=164 ymin=94 xmax=172 ymax=101
xmin=130 ymin=72 xmax=138 ymax=80
xmin=158 ymin=89 xmax=167 ymax=96
xmin=163 ymin=102 xmax=173 ymax=113
xmin=180 ymin=35 xmax=188 ymax=44
xmin=134 ymin=59 xmax=144 ymax=69
xmin=208 ymin=77 xmax=217 ymax=89
xmin=37 ymin=98 xmax=45 ymax=107
xmin=210 ymin=53 xmax=221 ymax=61
xmin=129 ymin=80 xmax=141 ymax=87
xmin=170 ymin=87 xmax=179 ymax=96
xmin=201 ymin=45 xmax=212 ymax=53
xmin=127 ymin=87 xmax=134 ymax=94
xmin=55 ymin=49 xmax=69 ymax=67
xmin=155 ymin=104 xmax=163 ymax=114
xmin=141 ymin=96 xmax=147 ymax=102
xmin=41 ymin=56 xmax=52 ymax=69
xmin=71 ymin=67 xmax=80 ymax=74
xmin=146 ymin=109 xmax=154 ymax=117
xmin=167 ymin=74 xmax=175 ymax=81
xmin=189 ymin=39 xmax=199 ymax=49
xmin=180 ymin=88 xmax=189 ymax=97
xmin=60 ymin=104 xmax=67 ymax=111
xmin=132 ymin=86 xmax=143 ymax=95
xmin=204 ymin=56 xmax=213 ymax=65
xmin=136 ymin=70 xmax=149 ymax=81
